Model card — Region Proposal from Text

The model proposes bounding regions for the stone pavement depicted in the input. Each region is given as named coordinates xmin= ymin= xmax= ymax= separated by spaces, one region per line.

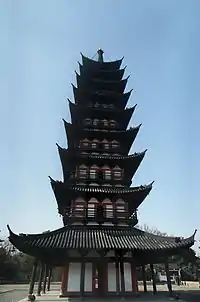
xmin=17 ymin=291 xmax=187 ymax=302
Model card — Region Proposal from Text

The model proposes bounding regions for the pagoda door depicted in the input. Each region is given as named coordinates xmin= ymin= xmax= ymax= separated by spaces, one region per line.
xmin=93 ymin=262 xmax=107 ymax=296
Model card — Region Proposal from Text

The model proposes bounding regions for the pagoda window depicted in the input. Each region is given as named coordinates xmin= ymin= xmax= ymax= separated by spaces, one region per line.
xmin=110 ymin=120 xmax=117 ymax=128
xmin=91 ymin=139 xmax=99 ymax=149
xmin=102 ymin=165 xmax=112 ymax=180
xmin=93 ymin=118 xmax=99 ymax=126
xmin=116 ymin=199 xmax=127 ymax=219
xmin=81 ymin=138 xmax=91 ymax=148
xmin=94 ymin=102 xmax=99 ymax=108
xmin=111 ymin=140 xmax=120 ymax=149
xmin=77 ymin=164 xmax=88 ymax=179
xmin=73 ymin=197 xmax=86 ymax=217
xmin=89 ymin=165 xmax=98 ymax=180
xmin=87 ymin=198 xmax=98 ymax=218
xmin=84 ymin=118 xmax=92 ymax=125
xmin=102 ymin=119 xmax=109 ymax=127
xmin=113 ymin=166 xmax=123 ymax=180
xmin=102 ymin=139 xmax=110 ymax=150
xmin=102 ymin=198 xmax=113 ymax=218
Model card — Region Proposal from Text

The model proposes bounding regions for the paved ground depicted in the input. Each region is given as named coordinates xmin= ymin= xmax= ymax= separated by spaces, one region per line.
xmin=1 ymin=284 xmax=200 ymax=302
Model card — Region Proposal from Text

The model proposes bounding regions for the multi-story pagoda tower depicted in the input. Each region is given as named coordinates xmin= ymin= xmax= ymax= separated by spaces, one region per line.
xmin=8 ymin=50 xmax=196 ymax=299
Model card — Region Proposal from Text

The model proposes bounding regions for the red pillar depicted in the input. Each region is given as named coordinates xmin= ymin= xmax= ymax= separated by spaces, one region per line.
xmin=60 ymin=264 xmax=69 ymax=296
xmin=131 ymin=263 xmax=138 ymax=294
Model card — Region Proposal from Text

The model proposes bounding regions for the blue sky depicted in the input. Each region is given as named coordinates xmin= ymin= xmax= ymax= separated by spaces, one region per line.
xmin=0 ymin=0 xmax=200 ymax=252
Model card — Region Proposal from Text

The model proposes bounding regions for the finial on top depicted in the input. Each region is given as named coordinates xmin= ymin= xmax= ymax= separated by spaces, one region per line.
xmin=97 ymin=48 xmax=104 ymax=63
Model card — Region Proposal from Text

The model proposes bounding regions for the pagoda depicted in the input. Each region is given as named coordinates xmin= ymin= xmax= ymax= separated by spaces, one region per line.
xmin=8 ymin=49 xmax=196 ymax=299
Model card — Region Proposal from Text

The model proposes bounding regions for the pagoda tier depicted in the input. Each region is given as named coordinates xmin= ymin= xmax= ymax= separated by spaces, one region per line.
xmin=8 ymin=225 xmax=196 ymax=266
xmin=76 ymin=72 xmax=129 ymax=94
xmin=49 ymin=178 xmax=153 ymax=216
xmin=79 ymin=62 xmax=126 ymax=81
xmin=63 ymin=120 xmax=141 ymax=155
xmin=72 ymin=85 xmax=132 ymax=109
xmin=68 ymin=100 xmax=135 ymax=130
xmin=57 ymin=144 xmax=146 ymax=184
xmin=81 ymin=53 xmax=123 ymax=70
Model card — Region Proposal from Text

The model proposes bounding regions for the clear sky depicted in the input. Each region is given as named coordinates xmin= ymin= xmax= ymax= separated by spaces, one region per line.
xmin=0 ymin=0 xmax=200 ymax=252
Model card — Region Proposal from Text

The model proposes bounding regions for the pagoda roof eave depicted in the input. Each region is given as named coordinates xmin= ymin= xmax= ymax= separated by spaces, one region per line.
xmin=57 ymin=144 xmax=147 ymax=161
xmin=78 ymin=62 xmax=126 ymax=81
xmin=72 ymin=84 xmax=132 ymax=108
xmin=7 ymin=225 xmax=196 ymax=262
xmin=50 ymin=178 xmax=154 ymax=195
xmin=75 ymin=72 xmax=129 ymax=94
xmin=68 ymin=99 xmax=136 ymax=129
xmin=63 ymin=120 xmax=141 ymax=154
xmin=81 ymin=53 xmax=124 ymax=70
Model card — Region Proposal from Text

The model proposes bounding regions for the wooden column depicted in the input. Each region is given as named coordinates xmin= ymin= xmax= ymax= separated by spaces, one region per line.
xmin=165 ymin=260 xmax=173 ymax=296
xmin=120 ymin=260 xmax=125 ymax=296
xmin=60 ymin=265 xmax=69 ymax=296
xmin=42 ymin=264 xmax=48 ymax=294
xmin=131 ymin=262 xmax=138 ymax=294
xmin=141 ymin=264 xmax=147 ymax=293
xmin=80 ymin=262 xmax=85 ymax=297
xmin=47 ymin=267 xmax=52 ymax=291
xmin=115 ymin=261 xmax=120 ymax=295
xmin=28 ymin=259 xmax=38 ymax=300
xmin=37 ymin=264 xmax=45 ymax=296
xmin=150 ymin=264 xmax=157 ymax=294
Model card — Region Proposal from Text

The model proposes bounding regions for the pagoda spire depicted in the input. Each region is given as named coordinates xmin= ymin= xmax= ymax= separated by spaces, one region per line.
xmin=97 ymin=48 xmax=104 ymax=63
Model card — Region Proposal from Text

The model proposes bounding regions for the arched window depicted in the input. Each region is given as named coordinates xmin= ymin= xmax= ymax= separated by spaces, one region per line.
xmin=94 ymin=102 xmax=99 ymax=108
xmin=111 ymin=140 xmax=119 ymax=149
xmin=113 ymin=166 xmax=123 ymax=180
xmin=102 ymin=104 xmax=108 ymax=109
xmin=73 ymin=197 xmax=86 ymax=217
xmin=81 ymin=152 xmax=88 ymax=156
xmin=108 ymin=104 xmax=114 ymax=109
xmin=102 ymin=119 xmax=109 ymax=127
xmin=80 ymin=138 xmax=91 ymax=148
xmin=91 ymin=139 xmax=99 ymax=149
xmin=102 ymin=139 xmax=110 ymax=150
xmin=102 ymin=198 xmax=113 ymax=218
xmin=113 ymin=153 xmax=120 ymax=156
xmin=89 ymin=183 xmax=99 ymax=186
xmin=102 ymin=165 xmax=112 ymax=180
xmin=87 ymin=197 xmax=98 ymax=218
xmin=116 ymin=198 xmax=127 ymax=219
xmin=102 ymin=153 xmax=109 ymax=156
xmin=77 ymin=164 xmax=88 ymax=179
xmin=83 ymin=118 xmax=92 ymax=125
xmin=110 ymin=120 xmax=117 ymax=128
xmin=93 ymin=118 xmax=99 ymax=126
xmin=89 ymin=165 xmax=98 ymax=180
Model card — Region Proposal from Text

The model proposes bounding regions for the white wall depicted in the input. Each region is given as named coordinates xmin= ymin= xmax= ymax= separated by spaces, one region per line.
xmin=124 ymin=263 xmax=132 ymax=291
xmin=68 ymin=263 xmax=81 ymax=292
xmin=84 ymin=263 xmax=92 ymax=292
xmin=108 ymin=263 xmax=116 ymax=292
